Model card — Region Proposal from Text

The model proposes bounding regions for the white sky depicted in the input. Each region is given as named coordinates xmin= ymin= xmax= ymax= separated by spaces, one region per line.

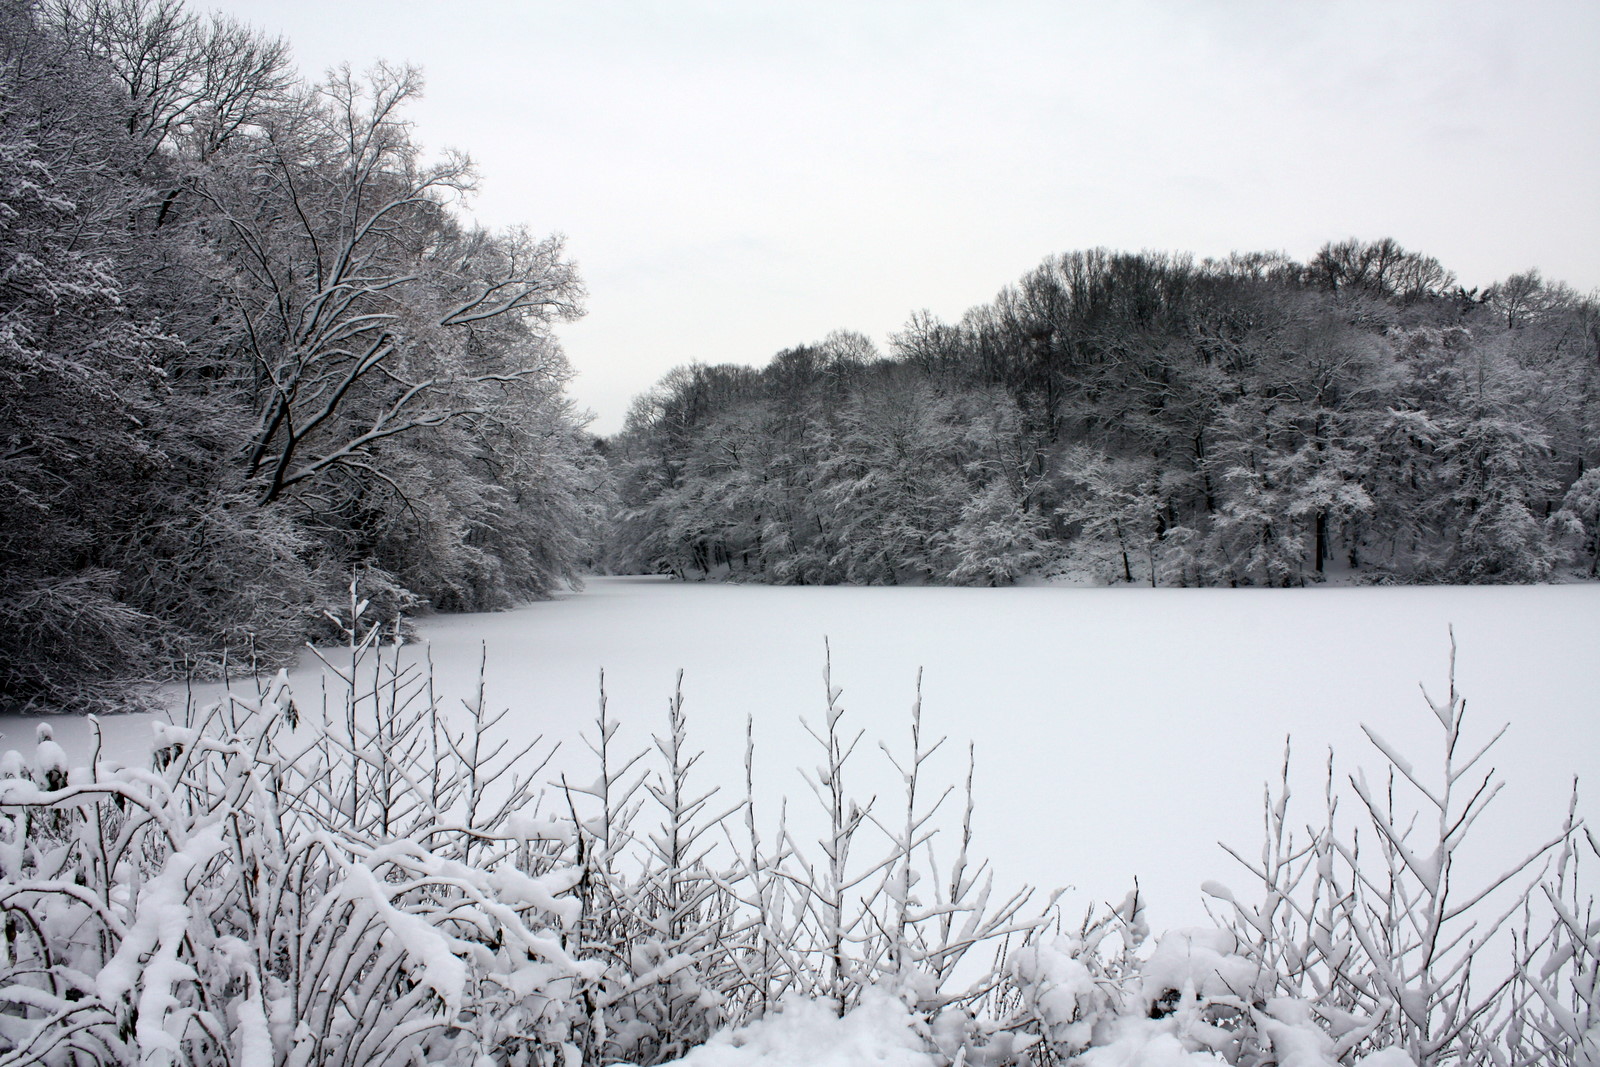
xmin=203 ymin=0 xmax=1600 ymax=435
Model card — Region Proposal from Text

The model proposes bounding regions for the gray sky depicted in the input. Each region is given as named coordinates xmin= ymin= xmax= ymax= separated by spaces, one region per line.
xmin=204 ymin=0 xmax=1600 ymax=435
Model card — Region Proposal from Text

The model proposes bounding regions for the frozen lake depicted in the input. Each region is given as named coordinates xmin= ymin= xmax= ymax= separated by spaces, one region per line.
xmin=9 ymin=577 xmax=1597 ymax=932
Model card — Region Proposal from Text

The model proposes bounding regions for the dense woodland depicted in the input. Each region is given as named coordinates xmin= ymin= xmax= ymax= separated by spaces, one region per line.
xmin=5 ymin=0 xmax=1600 ymax=718
xmin=607 ymin=245 xmax=1600 ymax=589
xmin=0 ymin=0 xmax=603 ymax=711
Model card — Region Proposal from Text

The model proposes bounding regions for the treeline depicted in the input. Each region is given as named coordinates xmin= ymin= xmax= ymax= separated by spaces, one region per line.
xmin=0 ymin=0 xmax=602 ymax=710
xmin=606 ymin=241 xmax=1600 ymax=587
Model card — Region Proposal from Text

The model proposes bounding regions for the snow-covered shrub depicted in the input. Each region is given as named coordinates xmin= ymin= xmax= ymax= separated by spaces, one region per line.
xmin=1499 ymin=818 xmax=1600 ymax=1066
xmin=0 ymin=600 xmax=593 ymax=1065
xmin=0 ymin=627 xmax=1590 ymax=1066
xmin=554 ymin=673 xmax=745 ymax=1065
xmin=1004 ymin=892 xmax=1147 ymax=1058
xmin=659 ymin=652 xmax=1045 ymax=1064
xmin=1200 ymin=635 xmax=1578 ymax=1066
xmin=649 ymin=988 xmax=941 ymax=1067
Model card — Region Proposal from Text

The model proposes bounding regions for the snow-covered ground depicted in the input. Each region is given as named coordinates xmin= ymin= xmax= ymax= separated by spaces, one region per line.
xmin=8 ymin=577 xmax=1596 ymax=933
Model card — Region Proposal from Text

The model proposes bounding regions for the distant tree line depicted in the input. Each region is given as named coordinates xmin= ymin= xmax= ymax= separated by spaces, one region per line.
xmin=606 ymin=241 xmax=1600 ymax=587
xmin=0 ymin=0 xmax=602 ymax=710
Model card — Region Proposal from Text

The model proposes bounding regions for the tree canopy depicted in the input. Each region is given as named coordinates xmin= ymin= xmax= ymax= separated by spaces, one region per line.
xmin=0 ymin=0 xmax=603 ymax=710
xmin=606 ymin=245 xmax=1599 ymax=588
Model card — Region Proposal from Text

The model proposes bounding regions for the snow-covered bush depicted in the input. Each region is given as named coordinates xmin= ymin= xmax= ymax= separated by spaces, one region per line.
xmin=1198 ymin=635 xmax=1581 ymax=1066
xmin=932 ymin=636 xmax=1593 ymax=1066
xmin=0 ymin=623 xmax=1590 ymax=1065
xmin=1511 ymin=824 xmax=1600 ymax=1065
xmin=0 ymin=598 xmax=592 ymax=1065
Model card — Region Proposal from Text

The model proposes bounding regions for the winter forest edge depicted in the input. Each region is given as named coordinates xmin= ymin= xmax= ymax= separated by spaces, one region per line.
xmin=1 ymin=1 xmax=1597 ymax=1065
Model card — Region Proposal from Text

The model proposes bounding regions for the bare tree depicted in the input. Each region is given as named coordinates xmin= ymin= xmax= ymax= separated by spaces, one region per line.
xmin=42 ymin=0 xmax=293 ymax=159
xmin=193 ymin=64 xmax=583 ymax=508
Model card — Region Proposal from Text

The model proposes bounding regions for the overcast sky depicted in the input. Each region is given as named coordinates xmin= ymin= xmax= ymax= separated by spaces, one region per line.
xmin=204 ymin=0 xmax=1600 ymax=435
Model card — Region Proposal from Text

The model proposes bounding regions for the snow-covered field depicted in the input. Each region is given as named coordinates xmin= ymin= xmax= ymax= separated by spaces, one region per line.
xmin=9 ymin=577 xmax=1597 ymax=932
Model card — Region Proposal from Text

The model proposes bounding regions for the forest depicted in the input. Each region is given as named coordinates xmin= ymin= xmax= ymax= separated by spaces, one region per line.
xmin=607 ymin=246 xmax=1600 ymax=590
xmin=0 ymin=0 xmax=605 ymax=713
xmin=4 ymin=0 xmax=1599 ymax=715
